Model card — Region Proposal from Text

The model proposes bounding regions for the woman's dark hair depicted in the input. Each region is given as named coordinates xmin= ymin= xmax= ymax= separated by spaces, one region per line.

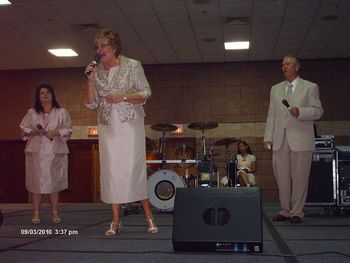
xmin=237 ymin=140 xmax=253 ymax=155
xmin=34 ymin=83 xmax=60 ymax=113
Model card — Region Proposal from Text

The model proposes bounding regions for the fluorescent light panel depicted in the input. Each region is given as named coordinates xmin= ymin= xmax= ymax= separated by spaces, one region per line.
xmin=48 ymin=49 xmax=78 ymax=57
xmin=224 ymin=41 xmax=250 ymax=50
xmin=0 ymin=0 xmax=11 ymax=5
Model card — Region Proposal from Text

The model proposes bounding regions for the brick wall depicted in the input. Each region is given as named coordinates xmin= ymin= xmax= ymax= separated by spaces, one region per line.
xmin=1 ymin=58 xmax=350 ymax=202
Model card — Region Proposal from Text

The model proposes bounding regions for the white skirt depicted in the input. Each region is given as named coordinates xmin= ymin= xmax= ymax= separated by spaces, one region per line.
xmin=25 ymin=153 xmax=68 ymax=194
xmin=237 ymin=170 xmax=256 ymax=186
xmin=99 ymin=109 xmax=148 ymax=204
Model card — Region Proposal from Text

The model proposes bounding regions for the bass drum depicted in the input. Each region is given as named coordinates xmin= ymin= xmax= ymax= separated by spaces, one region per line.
xmin=148 ymin=169 xmax=186 ymax=211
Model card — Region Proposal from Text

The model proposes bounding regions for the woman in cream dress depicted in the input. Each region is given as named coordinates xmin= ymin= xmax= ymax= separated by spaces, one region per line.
xmin=236 ymin=141 xmax=257 ymax=187
xmin=84 ymin=29 xmax=158 ymax=236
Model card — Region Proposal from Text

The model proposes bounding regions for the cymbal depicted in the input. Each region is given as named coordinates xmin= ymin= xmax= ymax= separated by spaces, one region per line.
xmin=151 ymin=123 xmax=177 ymax=132
xmin=188 ymin=122 xmax=219 ymax=131
xmin=213 ymin=138 xmax=240 ymax=146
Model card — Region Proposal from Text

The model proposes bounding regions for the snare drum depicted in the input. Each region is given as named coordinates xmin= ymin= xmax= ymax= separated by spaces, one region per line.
xmin=148 ymin=169 xmax=186 ymax=211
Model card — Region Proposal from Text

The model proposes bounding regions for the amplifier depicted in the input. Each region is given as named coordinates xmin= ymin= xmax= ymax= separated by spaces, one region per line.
xmin=336 ymin=146 xmax=350 ymax=160
xmin=306 ymin=150 xmax=336 ymax=205
xmin=336 ymin=146 xmax=350 ymax=206
xmin=315 ymin=135 xmax=334 ymax=150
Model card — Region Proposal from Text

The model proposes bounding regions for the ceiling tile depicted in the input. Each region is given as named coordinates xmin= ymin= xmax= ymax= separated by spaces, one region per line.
xmin=0 ymin=0 xmax=349 ymax=70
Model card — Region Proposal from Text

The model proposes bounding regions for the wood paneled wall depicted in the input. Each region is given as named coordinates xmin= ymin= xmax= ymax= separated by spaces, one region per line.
xmin=0 ymin=138 xmax=277 ymax=203
xmin=0 ymin=140 xmax=98 ymax=203
xmin=0 ymin=70 xmax=32 ymax=139
xmin=0 ymin=140 xmax=27 ymax=202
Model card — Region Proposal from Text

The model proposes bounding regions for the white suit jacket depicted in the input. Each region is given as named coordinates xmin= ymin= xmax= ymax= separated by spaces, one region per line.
xmin=264 ymin=78 xmax=324 ymax=151
xmin=20 ymin=108 xmax=72 ymax=154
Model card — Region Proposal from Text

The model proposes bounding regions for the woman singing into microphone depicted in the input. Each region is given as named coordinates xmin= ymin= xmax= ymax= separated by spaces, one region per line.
xmin=84 ymin=29 xmax=158 ymax=236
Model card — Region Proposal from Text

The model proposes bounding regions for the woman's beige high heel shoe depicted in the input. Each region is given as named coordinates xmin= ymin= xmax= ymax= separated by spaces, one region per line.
xmin=105 ymin=221 xmax=121 ymax=236
xmin=146 ymin=218 xmax=158 ymax=234
xmin=52 ymin=211 xmax=61 ymax=224
xmin=32 ymin=211 xmax=40 ymax=224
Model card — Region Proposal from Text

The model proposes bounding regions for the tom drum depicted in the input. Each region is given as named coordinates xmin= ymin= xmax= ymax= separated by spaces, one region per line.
xmin=148 ymin=169 xmax=186 ymax=211
xmin=175 ymin=144 xmax=194 ymax=168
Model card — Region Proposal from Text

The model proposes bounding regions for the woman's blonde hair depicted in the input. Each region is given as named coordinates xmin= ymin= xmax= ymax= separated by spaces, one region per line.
xmin=94 ymin=29 xmax=122 ymax=56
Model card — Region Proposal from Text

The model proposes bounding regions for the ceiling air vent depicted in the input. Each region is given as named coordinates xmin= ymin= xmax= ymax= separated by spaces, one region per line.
xmin=321 ymin=14 xmax=338 ymax=21
xmin=72 ymin=23 xmax=102 ymax=33
xmin=224 ymin=16 xmax=250 ymax=26
xmin=193 ymin=0 xmax=210 ymax=4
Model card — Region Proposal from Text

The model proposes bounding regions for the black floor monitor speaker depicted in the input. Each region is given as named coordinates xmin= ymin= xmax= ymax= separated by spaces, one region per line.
xmin=172 ymin=187 xmax=263 ymax=253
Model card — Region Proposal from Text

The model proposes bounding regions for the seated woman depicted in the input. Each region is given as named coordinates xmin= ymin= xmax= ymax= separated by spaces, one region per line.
xmin=236 ymin=141 xmax=256 ymax=187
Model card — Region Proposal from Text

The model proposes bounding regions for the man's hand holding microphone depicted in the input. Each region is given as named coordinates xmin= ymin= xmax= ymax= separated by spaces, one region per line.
xmin=282 ymin=99 xmax=299 ymax=118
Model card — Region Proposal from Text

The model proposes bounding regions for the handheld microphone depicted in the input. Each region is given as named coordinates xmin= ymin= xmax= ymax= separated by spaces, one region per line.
xmin=282 ymin=99 xmax=291 ymax=109
xmin=86 ymin=54 xmax=101 ymax=75
xmin=91 ymin=53 xmax=101 ymax=67
xmin=37 ymin=124 xmax=53 ymax=140
xmin=36 ymin=124 xmax=44 ymax=131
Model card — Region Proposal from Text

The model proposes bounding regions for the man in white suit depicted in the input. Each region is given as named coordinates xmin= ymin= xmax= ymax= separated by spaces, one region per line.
xmin=264 ymin=55 xmax=324 ymax=224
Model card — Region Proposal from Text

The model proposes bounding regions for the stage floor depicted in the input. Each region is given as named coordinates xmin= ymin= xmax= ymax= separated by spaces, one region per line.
xmin=0 ymin=203 xmax=349 ymax=263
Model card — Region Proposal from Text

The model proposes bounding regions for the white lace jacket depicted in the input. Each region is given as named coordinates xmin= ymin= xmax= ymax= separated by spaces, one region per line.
xmin=85 ymin=55 xmax=151 ymax=124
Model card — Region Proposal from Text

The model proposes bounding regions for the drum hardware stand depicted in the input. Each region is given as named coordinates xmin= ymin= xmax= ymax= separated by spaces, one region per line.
xmin=122 ymin=202 xmax=141 ymax=216
xmin=150 ymin=123 xmax=177 ymax=169
xmin=159 ymin=131 xmax=167 ymax=168
xmin=206 ymin=146 xmax=214 ymax=161
xmin=226 ymin=148 xmax=238 ymax=187
xmin=183 ymin=169 xmax=197 ymax=188
xmin=194 ymin=154 xmax=201 ymax=188
xmin=225 ymin=145 xmax=237 ymax=187
xmin=213 ymin=137 xmax=240 ymax=188
xmin=206 ymin=146 xmax=219 ymax=187
xmin=201 ymin=134 xmax=207 ymax=157
xmin=209 ymin=158 xmax=219 ymax=188
xmin=227 ymin=158 xmax=237 ymax=187
xmin=188 ymin=122 xmax=219 ymax=162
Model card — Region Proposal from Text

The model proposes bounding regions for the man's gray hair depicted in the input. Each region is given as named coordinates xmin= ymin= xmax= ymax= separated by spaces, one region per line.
xmin=284 ymin=54 xmax=300 ymax=68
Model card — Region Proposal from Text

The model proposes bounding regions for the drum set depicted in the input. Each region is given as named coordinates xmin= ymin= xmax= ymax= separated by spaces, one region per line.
xmin=146 ymin=122 xmax=240 ymax=211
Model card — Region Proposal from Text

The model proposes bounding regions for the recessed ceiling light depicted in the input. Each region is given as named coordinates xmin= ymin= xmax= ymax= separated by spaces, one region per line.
xmin=0 ymin=0 xmax=11 ymax=6
xmin=224 ymin=41 xmax=250 ymax=50
xmin=48 ymin=49 xmax=78 ymax=57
